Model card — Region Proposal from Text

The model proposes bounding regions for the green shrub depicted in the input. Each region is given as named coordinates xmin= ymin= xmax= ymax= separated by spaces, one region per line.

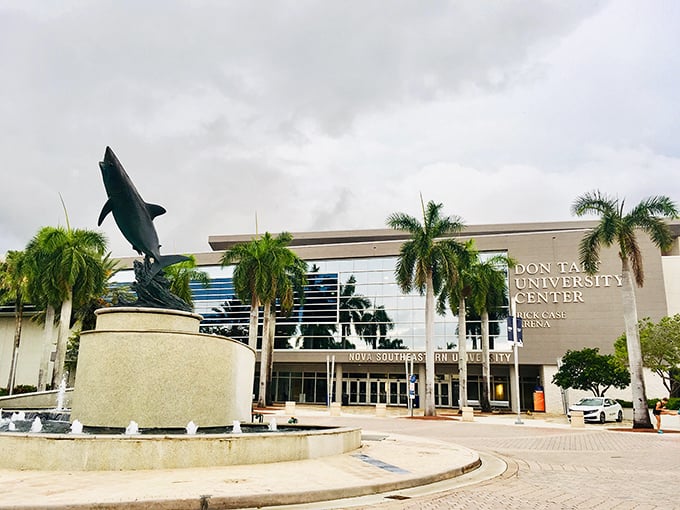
xmin=648 ymin=397 xmax=680 ymax=410
xmin=0 ymin=385 xmax=37 ymax=396
xmin=616 ymin=399 xmax=633 ymax=408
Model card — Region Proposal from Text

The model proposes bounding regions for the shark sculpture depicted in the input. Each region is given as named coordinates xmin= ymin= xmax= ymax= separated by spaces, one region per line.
xmin=98 ymin=146 xmax=188 ymax=278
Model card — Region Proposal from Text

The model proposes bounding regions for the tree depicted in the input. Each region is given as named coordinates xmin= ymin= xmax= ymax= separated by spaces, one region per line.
xmin=468 ymin=253 xmax=516 ymax=412
xmin=163 ymin=254 xmax=210 ymax=309
xmin=572 ymin=190 xmax=678 ymax=428
xmin=0 ymin=250 xmax=29 ymax=394
xmin=553 ymin=348 xmax=630 ymax=397
xmin=221 ymin=238 xmax=265 ymax=351
xmin=220 ymin=232 xmax=307 ymax=408
xmin=387 ymin=199 xmax=465 ymax=416
xmin=438 ymin=240 xmax=478 ymax=409
xmin=260 ymin=232 xmax=307 ymax=403
xmin=614 ymin=315 xmax=680 ymax=396
xmin=31 ymin=225 xmax=108 ymax=388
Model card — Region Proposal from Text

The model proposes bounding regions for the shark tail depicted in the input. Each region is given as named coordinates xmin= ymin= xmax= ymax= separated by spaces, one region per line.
xmin=149 ymin=254 xmax=191 ymax=278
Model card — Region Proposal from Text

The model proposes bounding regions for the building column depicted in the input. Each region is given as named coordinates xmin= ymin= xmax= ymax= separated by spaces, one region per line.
xmin=335 ymin=362 xmax=343 ymax=404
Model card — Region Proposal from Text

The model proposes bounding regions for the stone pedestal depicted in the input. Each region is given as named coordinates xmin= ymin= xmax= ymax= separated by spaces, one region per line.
xmin=330 ymin=402 xmax=342 ymax=416
xmin=71 ymin=307 xmax=255 ymax=429
xmin=376 ymin=403 xmax=387 ymax=417
xmin=462 ymin=406 xmax=474 ymax=422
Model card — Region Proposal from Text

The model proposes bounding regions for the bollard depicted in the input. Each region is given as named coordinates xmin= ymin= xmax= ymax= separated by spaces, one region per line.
xmin=376 ymin=403 xmax=387 ymax=417
xmin=330 ymin=402 xmax=342 ymax=416
xmin=285 ymin=401 xmax=296 ymax=415
xmin=570 ymin=410 xmax=585 ymax=428
xmin=462 ymin=406 xmax=474 ymax=422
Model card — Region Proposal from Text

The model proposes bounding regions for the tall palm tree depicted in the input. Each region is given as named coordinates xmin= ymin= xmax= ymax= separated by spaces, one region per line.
xmin=221 ymin=239 xmax=265 ymax=351
xmin=468 ymin=254 xmax=516 ymax=412
xmin=221 ymin=232 xmax=307 ymax=407
xmin=438 ymin=240 xmax=478 ymax=409
xmin=33 ymin=225 xmax=108 ymax=388
xmin=25 ymin=229 xmax=64 ymax=390
xmin=163 ymin=254 xmax=210 ymax=309
xmin=0 ymin=250 xmax=29 ymax=394
xmin=387 ymin=199 xmax=465 ymax=416
xmin=262 ymin=244 xmax=307 ymax=405
xmin=572 ymin=190 xmax=678 ymax=429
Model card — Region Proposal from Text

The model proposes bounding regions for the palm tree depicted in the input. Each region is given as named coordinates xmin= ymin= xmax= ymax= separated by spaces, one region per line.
xmin=387 ymin=199 xmax=465 ymax=416
xmin=572 ymin=190 xmax=678 ymax=429
xmin=339 ymin=276 xmax=371 ymax=345
xmin=0 ymin=250 xmax=29 ymax=394
xmin=32 ymin=225 xmax=108 ymax=388
xmin=163 ymin=254 xmax=210 ymax=309
xmin=258 ymin=232 xmax=307 ymax=406
xmin=468 ymin=254 xmax=516 ymax=412
xmin=25 ymin=229 xmax=64 ymax=390
xmin=221 ymin=239 xmax=265 ymax=351
xmin=438 ymin=240 xmax=478 ymax=409
xmin=221 ymin=232 xmax=307 ymax=407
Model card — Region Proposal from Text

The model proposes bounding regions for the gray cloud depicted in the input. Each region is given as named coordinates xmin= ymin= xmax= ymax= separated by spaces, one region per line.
xmin=2 ymin=1 xmax=679 ymax=259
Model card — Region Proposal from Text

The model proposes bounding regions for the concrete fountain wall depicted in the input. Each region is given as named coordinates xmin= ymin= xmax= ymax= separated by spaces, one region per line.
xmin=0 ymin=307 xmax=362 ymax=470
xmin=71 ymin=307 xmax=254 ymax=428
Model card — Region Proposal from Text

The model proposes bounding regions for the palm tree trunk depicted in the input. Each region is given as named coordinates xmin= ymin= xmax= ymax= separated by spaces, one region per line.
xmin=38 ymin=304 xmax=56 ymax=391
xmin=248 ymin=297 xmax=259 ymax=350
xmin=258 ymin=301 xmax=272 ymax=408
xmin=424 ymin=273 xmax=436 ymax=416
xmin=480 ymin=309 xmax=491 ymax=412
xmin=621 ymin=258 xmax=653 ymax=429
xmin=7 ymin=297 xmax=24 ymax=394
xmin=458 ymin=296 xmax=468 ymax=408
xmin=267 ymin=306 xmax=276 ymax=406
xmin=52 ymin=289 xmax=73 ymax=388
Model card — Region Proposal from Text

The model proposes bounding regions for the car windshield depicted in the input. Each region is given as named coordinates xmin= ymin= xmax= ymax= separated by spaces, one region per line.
xmin=575 ymin=398 xmax=603 ymax=406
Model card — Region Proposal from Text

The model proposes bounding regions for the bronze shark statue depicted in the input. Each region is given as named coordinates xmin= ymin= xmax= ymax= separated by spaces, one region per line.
xmin=98 ymin=146 xmax=188 ymax=278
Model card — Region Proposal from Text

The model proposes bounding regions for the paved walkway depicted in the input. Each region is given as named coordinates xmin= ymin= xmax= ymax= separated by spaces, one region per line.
xmin=0 ymin=405 xmax=678 ymax=509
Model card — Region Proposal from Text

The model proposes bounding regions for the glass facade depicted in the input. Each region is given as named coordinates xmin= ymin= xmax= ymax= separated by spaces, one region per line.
xmin=188 ymin=254 xmax=513 ymax=352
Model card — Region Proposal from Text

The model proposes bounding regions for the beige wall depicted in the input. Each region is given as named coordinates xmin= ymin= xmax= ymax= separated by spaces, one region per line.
xmin=0 ymin=314 xmax=56 ymax=388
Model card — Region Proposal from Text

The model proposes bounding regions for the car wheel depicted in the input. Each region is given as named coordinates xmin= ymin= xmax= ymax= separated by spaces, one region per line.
xmin=599 ymin=412 xmax=606 ymax=424
xmin=616 ymin=410 xmax=623 ymax=422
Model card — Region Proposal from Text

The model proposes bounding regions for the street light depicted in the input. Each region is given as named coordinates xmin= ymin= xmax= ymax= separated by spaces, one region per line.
xmin=510 ymin=295 xmax=523 ymax=425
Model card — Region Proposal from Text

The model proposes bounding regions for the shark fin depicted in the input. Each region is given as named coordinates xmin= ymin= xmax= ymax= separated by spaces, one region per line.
xmin=147 ymin=203 xmax=167 ymax=219
xmin=98 ymin=199 xmax=113 ymax=226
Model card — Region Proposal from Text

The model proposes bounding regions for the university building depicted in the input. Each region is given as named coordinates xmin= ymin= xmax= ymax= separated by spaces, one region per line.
xmin=3 ymin=220 xmax=679 ymax=413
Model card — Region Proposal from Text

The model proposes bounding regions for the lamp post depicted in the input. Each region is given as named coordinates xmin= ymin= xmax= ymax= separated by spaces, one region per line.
xmin=511 ymin=295 xmax=523 ymax=425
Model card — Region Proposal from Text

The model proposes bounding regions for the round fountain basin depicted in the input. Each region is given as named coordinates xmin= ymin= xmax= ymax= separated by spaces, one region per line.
xmin=0 ymin=424 xmax=361 ymax=471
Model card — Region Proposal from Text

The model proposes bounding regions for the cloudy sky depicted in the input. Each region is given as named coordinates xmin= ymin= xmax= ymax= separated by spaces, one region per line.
xmin=1 ymin=1 xmax=679 ymax=259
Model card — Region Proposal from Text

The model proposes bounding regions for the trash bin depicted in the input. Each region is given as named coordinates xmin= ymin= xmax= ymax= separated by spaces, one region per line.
xmin=533 ymin=390 xmax=545 ymax=412
xmin=414 ymin=395 xmax=420 ymax=408
xmin=342 ymin=393 xmax=349 ymax=406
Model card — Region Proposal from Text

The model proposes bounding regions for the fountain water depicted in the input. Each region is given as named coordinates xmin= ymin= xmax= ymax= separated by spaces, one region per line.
xmin=30 ymin=417 xmax=43 ymax=433
xmin=70 ymin=420 xmax=83 ymax=434
xmin=55 ymin=373 xmax=68 ymax=411
xmin=232 ymin=420 xmax=242 ymax=434
xmin=125 ymin=420 xmax=139 ymax=435
xmin=185 ymin=421 xmax=198 ymax=435
xmin=268 ymin=418 xmax=277 ymax=431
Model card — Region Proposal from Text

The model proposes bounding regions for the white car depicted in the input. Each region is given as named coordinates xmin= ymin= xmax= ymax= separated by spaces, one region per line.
xmin=567 ymin=397 xmax=623 ymax=423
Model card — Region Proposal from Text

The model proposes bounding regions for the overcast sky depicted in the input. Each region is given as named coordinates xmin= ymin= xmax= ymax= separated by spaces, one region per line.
xmin=2 ymin=1 xmax=679 ymax=259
